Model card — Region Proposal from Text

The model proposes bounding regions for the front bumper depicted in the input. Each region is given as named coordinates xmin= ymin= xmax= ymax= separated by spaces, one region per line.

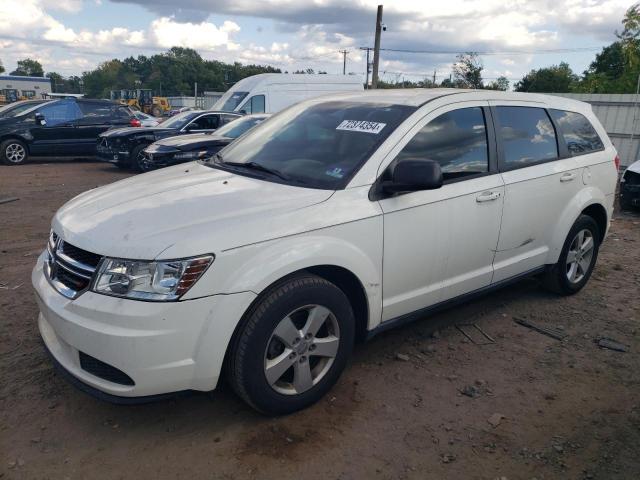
xmin=96 ymin=143 xmax=129 ymax=164
xmin=32 ymin=253 xmax=256 ymax=398
xmin=621 ymin=181 xmax=640 ymax=207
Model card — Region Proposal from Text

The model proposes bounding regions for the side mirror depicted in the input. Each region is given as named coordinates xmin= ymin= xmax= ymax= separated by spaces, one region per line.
xmin=239 ymin=109 xmax=248 ymax=115
xmin=35 ymin=113 xmax=47 ymax=126
xmin=382 ymin=159 xmax=443 ymax=194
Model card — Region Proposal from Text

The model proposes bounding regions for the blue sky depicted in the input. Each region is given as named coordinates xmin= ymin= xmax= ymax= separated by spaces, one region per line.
xmin=0 ymin=0 xmax=631 ymax=87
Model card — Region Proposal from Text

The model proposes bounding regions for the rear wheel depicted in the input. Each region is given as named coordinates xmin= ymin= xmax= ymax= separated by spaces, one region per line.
xmin=1 ymin=139 xmax=28 ymax=165
xmin=542 ymin=215 xmax=601 ymax=295
xmin=151 ymin=106 xmax=162 ymax=117
xmin=227 ymin=274 xmax=355 ymax=415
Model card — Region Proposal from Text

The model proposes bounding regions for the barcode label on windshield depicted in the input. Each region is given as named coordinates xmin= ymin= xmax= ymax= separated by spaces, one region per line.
xmin=336 ymin=120 xmax=386 ymax=134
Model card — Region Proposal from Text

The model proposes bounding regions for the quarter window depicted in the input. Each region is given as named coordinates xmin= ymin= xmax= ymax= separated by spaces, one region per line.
xmin=549 ymin=109 xmax=604 ymax=156
xmin=395 ymin=107 xmax=489 ymax=181
xmin=495 ymin=106 xmax=558 ymax=168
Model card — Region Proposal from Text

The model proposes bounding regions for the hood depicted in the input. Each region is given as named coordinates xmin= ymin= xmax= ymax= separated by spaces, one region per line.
xmin=150 ymin=133 xmax=230 ymax=151
xmin=100 ymin=126 xmax=176 ymax=138
xmin=53 ymin=162 xmax=334 ymax=259
xmin=626 ymin=159 xmax=640 ymax=175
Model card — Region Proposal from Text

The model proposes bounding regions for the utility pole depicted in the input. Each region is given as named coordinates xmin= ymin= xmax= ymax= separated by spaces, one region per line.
xmin=364 ymin=48 xmax=371 ymax=88
xmin=371 ymin=5 xmax=383 ymax=89
xmin=339 ymin=50 xmax=348 ymax=75
xmin=432 ymin=69 xmax=436 ymax=85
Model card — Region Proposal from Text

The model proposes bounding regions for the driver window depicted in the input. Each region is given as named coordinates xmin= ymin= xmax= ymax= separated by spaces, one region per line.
xmin=394 ymin=107 xmax=489 ymax=181
xmin=37 ymin=102 xmax=82 ymax=127
xmin=189 ymin=115 xmax=219 ymax=130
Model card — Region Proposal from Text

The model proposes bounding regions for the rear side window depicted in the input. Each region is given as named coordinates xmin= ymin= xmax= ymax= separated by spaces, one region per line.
xmin=395 ymin=107 xmax=489 ymax=181
xmin=549 ymin=109 xmax=604 ymax=156
xmin=495 ymin=106 xmax=558 ymax=168
xmin=190 ymin=114 xmax=220 ymax=130
xmin=78 ymin=102 xmax=114 ymax=118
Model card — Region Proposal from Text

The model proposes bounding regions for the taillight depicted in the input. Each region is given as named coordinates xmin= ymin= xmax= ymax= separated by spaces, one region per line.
xmin=130 ymin=118 xmax=141 ymax=127
xmin=614 ymin=154 xmax=620 ymax=171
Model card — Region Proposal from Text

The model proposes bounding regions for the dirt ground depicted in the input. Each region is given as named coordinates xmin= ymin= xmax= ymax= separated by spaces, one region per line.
xmin=1 ymin=160 xmax=639 ymax=480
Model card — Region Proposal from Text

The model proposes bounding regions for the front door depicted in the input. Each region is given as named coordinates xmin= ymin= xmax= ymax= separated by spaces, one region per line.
xmin=29 ymin=101 xmax=83 ymax=155
xmin=378 ymin=103 xmax=504 ymax=322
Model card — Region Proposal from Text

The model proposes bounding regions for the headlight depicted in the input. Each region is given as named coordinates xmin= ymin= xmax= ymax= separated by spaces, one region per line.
xmin=174 ymin=150 xmax=208 ymax=160
xmin=93 ymin=255 xmax=213 ymax=301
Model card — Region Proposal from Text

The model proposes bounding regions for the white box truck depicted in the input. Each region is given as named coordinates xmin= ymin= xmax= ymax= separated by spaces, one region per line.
xmin=212 ymin=73 xmax=363 ymax=114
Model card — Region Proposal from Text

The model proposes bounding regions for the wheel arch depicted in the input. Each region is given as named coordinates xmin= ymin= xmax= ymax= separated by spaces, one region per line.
xmin=547 ymin=187 xmax=610 ymax=265
xmin=0 ymin=135 xmax=30 ymax=153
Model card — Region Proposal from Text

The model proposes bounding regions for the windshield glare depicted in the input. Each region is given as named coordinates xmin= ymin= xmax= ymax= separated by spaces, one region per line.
xmin=215 ymin=91 xmax=249 ymax=112
xmin=214 ymin=101 xmax=416 ymax=189
xmin=162 ymin=112 xmax=199 ymax=129
xmin=214 ymin=116 xmax=266 ymax=139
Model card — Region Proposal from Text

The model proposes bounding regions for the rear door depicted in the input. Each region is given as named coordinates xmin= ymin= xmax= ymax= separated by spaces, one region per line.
xmin=74 ymin=102 xmax=123 ymax=154
xmin=490 ymin=102 xmax=582 ymax=283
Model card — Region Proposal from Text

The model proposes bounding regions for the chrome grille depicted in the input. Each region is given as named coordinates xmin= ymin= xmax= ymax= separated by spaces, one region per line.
xmin=45 ymin=232 xmax=102 ymax=299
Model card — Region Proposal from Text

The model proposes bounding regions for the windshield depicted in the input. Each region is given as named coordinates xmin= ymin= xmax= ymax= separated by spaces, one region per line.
xmin=214 ymin=91 xmax=249 ymax=112
xmin=214 ymin=116 xmax=268 ymax=139
xmin=161 ymin=111 xmax=200 ymax=129
xmin=212 ymin=101 xmax=416 ymax=189
xmin=1 ymin=101 xmax=47 ymax=118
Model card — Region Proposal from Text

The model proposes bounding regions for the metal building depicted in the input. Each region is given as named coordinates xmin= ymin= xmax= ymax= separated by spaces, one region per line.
xmin=0 ymin=75 xmax=52 ymax=101
xmin=551 ymin=93 xmax=639 ymax=168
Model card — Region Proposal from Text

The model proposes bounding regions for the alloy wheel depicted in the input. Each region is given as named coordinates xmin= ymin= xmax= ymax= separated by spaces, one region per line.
xmin=5 ymin=143 xmax=26 ymax=163
xmin=264 ymin=304 xmax=340 ymax=395
xmin=566 ymin=229 xmax=594 ymax=284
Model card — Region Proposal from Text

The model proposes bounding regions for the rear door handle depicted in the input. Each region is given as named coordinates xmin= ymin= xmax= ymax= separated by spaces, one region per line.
xmin=560 ymin=173 xmax=576 ymax=182
xmin=476 ymin=191 xmax=501 ymax=203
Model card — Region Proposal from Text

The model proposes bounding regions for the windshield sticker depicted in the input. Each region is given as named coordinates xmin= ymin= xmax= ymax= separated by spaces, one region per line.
xmin=336 ymin=120 xmax=386 ymax=134
xmin=325 ymin=167 xmax=345 ymax=179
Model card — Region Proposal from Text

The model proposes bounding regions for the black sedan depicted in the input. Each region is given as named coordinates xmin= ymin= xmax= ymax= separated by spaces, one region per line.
xmin=142 ymin=114 xmax=270 ymax=170
xmin=96 ymin=110 xmax=242 ymax=170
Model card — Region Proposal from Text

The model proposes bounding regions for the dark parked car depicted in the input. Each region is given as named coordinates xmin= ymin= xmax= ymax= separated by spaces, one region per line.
xmin=0 ymin=98 xmax=139 ymax=165
xmin=96 ymin=110 xmax=242 ymax=170
xmin=620 ymin=160 xmax=640 ymax=210
xmin=0 ymin=99 xmax=52 ymax=118
xmin=142 ymin=114 xmax=270 ymax=169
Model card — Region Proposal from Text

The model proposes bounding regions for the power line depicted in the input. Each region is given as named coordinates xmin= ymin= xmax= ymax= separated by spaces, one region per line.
xmin=362 ymin=46 xmax=603 ymax=56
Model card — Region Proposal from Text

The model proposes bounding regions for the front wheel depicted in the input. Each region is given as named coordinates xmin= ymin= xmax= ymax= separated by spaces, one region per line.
xmin=1 ymin=139 xmax=29 ymax=165
xmin=227 ymin=274 xmax=355 ymax=415
xmin=542 ymin=215 xmax=601 ymax=295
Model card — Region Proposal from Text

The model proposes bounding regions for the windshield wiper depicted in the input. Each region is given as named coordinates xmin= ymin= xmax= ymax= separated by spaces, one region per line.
xmin=220 ymin=160 xmax=292 ymax=181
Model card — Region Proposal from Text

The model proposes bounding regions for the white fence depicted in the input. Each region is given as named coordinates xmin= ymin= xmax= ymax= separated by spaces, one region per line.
xmin=551 ymin=93 xmax=639 ymax=167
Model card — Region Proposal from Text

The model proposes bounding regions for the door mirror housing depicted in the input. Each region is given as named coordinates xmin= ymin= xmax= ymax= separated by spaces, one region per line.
xmin=382 ymin=159 xmax=443 ymax=194
xmin=35 ymin=113 xmax=47 ymax=126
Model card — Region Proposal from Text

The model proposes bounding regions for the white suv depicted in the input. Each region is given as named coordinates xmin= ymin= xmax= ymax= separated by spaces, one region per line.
xmin=33 ymin=89 xmax=618 ymax=414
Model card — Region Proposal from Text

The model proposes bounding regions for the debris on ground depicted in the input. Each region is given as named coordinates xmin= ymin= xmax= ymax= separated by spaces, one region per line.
xmin=0 ymin=196 xmax=19 ymax=205
xmin=513 ymin=317 xmax=567 ymax=341
xmin=597 ymin=337 xmax=629 ymax=352
xmin=455 ymin=323 xmax=495 ymax=345
xmin=487 ymin=413 xmax=505 ymax=428
xmin=395 ymin=353 xmax=410 ymax=362
xmin=460 ymin=385 xmax=481 ymax=398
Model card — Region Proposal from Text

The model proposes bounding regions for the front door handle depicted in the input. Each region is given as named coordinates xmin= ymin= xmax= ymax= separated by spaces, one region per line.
xmin=560 ymin=173 xmax=576 ymax=182
xmin=476 ymin=191 xmax=501 ymax=203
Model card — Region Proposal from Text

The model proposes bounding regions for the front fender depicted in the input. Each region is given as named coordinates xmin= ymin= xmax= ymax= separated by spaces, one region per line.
xmin=184 ymin=216 xmax=384 ymax=329
xmin=546 ymin=186 xmax=608 ymax=264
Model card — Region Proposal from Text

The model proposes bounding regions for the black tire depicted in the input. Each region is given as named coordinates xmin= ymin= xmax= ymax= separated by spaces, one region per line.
xmin=542 ymin=214 xmax=601 ymax=295
xmin=619 ymin=193 xmax=634 ymax=212
xmin=151 ymin=106 xmax=162 ymax=117
xmin=227 ymin=273 xmax=355 ymax=415
xmin=1 ymin=139 xmax=29 ymax=165
xmin=129 ymin=144 xmax=148 ymax=172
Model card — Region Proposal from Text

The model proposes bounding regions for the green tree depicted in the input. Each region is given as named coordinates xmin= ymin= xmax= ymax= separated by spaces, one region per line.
xmin=514 ymin=62 xmax=578 ymax=92
xmin=452 ymin=53 xmax=483 ymax=89
xmin=486 ymin=76 xmax=510 ymax=91
xmin=0 ymin=59 xmax=5 ymax=74
xmin=10 ymin=58 xmax=44 ymax=77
